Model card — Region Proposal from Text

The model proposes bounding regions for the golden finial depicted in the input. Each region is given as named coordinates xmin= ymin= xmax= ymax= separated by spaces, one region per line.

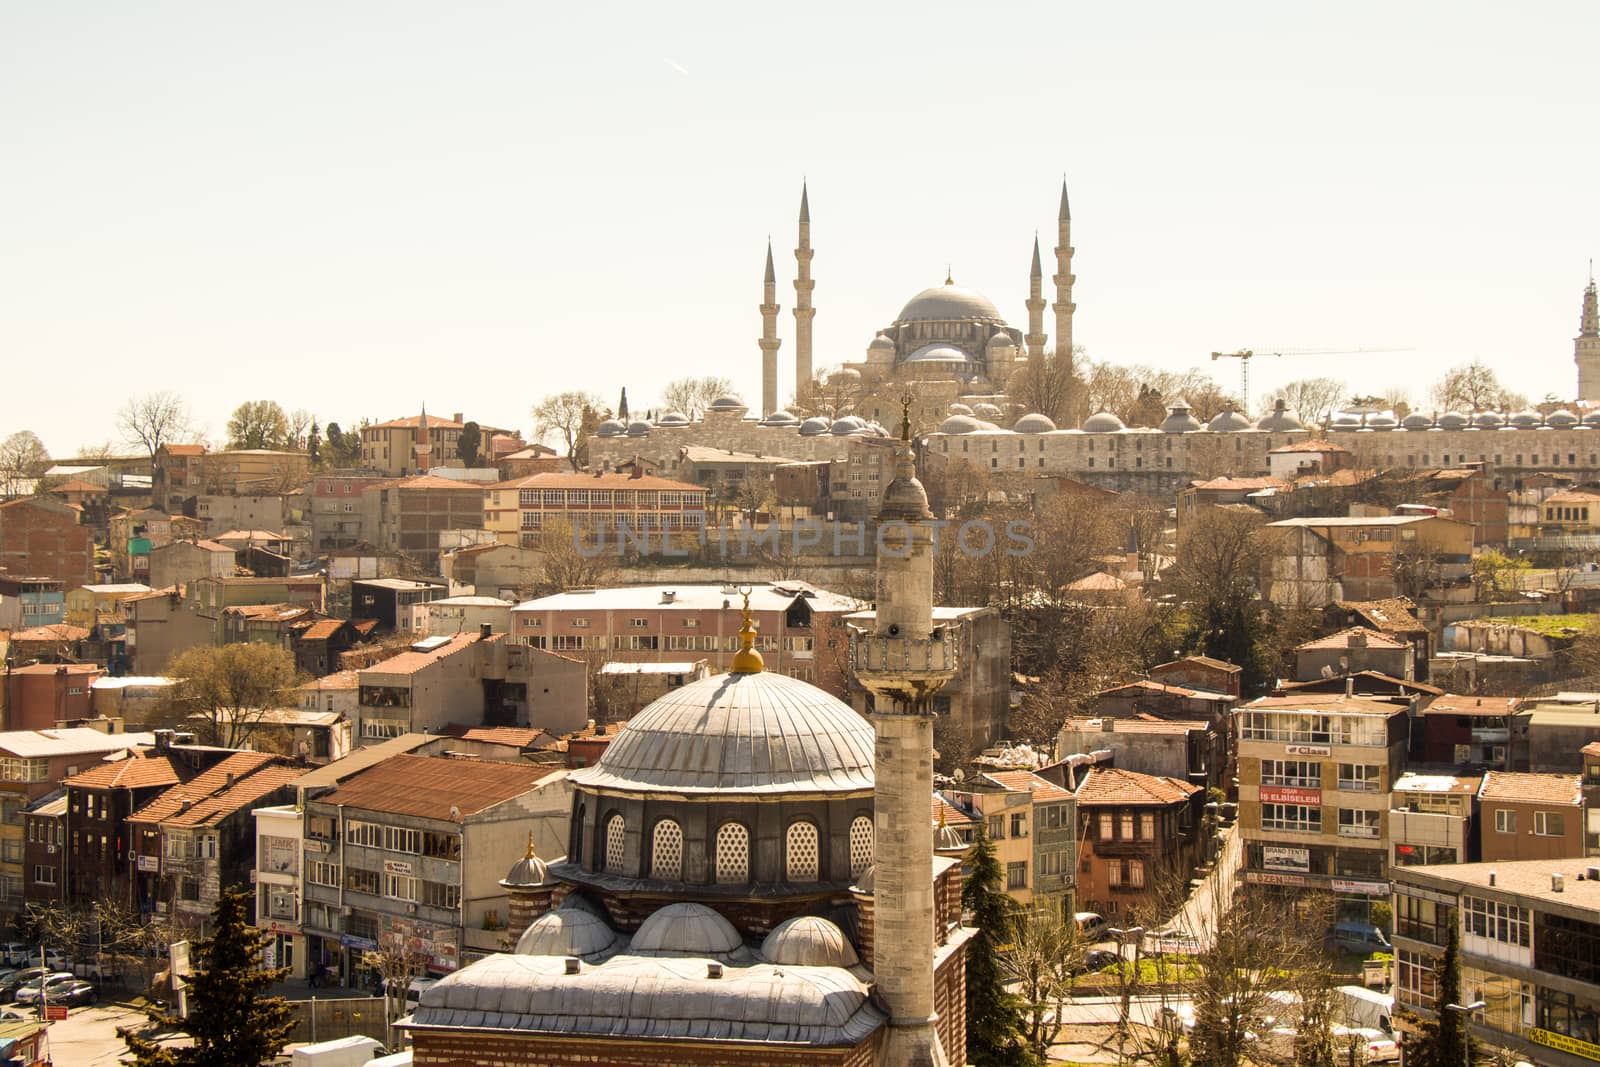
xmin=730 ymin=584 xmax=763 ymax=673
xmin=937 ymin=805 xmax=948 ymax=828
xmin=899 ymin=394 xmax=914 ymax=443
xmin=944 ymin=264 xmax=953 ymax=285
xmin=525 ymin=830 xmax=537 ymax=860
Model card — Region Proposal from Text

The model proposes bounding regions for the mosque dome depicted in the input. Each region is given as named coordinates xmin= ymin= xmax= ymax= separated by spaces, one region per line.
xmin=630 ymin=903 xmax=743 ymax=958
xmin=868 ymin=331 xmax=896 ymax=351
xmin=986 ymin=332 xmax=1015 ymax=351
xmin=1472 ymin=411 xmax=1504 ymax=430
xmin=760 ymin=410 xmax=799 ymax=426
xmin=1546 ymin=409 xmax=1578 ymax=429
xmin=708 ymin=396 xmax=746 ymax=412
xmin=1437 ymin=412 xmax=1469 ymax=431
xmin=595 ymin=419 xmax=626 ymax=438
xmin=1585 ymin=411 xmax=1600 ymax=430
xmin=799 ymin=417 xmax=830 ymax=436
xmin=902 ymin=343 xmax=972 ymax=366
xmin=569 ymin=671 xmax=875 ymax=795
xmin=625 ymin=420 xmax=653 ymax=437
xmin=934 ymin=822 xmax=967 ymax=852
xmin=1083 ymin=411 xmax=1126 ymax=433
xmin=515 ymin=900 xmax=622 ymax=961
xmin=1160 ymin=403 xmax=1202 ymax=434
xmin=761 ymin=916 xmax=860 ymax=968
xmin=828 ymin=368 xmax=862 ymax=385
xmin=947 ymin=402 xmax=974 ymax=416
xmin=1207 ymin=406 xmax=1252 ymax=432
xmin=1331 ymin=413 xmax=1363 ymax=430
xmin=893 ymin=283 xmax=1004 ymax=324
xmin=501 ymin=839 xmax=552 ymax=889
xmin=1509 ymin=410 xmax=1543 ymax=429
xmin=1402 ymin=413 xmax=1435 ymax=430
xmin=1365 ymin=412 xmax=1398 ymax=430
xmin=657 ymin=411 xmax=690 ymax=426
xmin=1256 ymin=398 xmax=1305 ymax=432
xmin=831 ymin=418 xmax=861 ymax=436
xmin=1014 ymin=413 xmax=1056 ymax=433
xmin=971 ymin=403 xmax=1003 ymax=420
xmin=938 ymin=415 xmax=983 ymax=434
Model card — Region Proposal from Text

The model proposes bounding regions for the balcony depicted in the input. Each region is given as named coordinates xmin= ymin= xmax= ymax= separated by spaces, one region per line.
xmin=848 ymin=624 xmax=960 ymax=677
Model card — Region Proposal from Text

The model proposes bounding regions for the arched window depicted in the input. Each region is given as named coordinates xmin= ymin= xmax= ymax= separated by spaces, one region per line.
xmin=714 ymin=822 xmax=749 ymax=884
xmin=786 ymin=821 xmax=820 ymax=882
xmin=650 ymin=819 xmax=683 ymax=881
xmin=849 ymin=815 xmax=874 ymax=878
xmin=604 ymin=813 xmax=626 ymax=873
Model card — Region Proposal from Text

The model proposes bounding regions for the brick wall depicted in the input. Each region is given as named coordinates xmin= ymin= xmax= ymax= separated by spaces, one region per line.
xmin=0 ymin=500 xmax=93 ymax=590
xmin=411 ymin=1030 xmax=878 ymax=1066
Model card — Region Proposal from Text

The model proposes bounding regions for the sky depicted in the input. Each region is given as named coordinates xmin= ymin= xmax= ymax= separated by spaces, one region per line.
xmin=3 ymin=2 xmax=1599 ymax=456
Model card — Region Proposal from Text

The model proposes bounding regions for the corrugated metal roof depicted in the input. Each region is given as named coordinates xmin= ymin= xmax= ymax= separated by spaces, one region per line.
xmin=317 ymin=755 xmax=557 ymax=821
xmin=0 ymin=728 xmax=156 ymax=759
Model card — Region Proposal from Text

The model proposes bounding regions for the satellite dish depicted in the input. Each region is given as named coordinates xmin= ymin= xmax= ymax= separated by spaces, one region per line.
xmin=1320 ymin=665 xmax=1334 ymax=679
xmin=449 ymin=805 xmax=461 ymax=820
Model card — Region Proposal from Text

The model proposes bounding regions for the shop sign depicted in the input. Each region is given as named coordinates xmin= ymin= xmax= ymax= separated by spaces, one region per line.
xmin=1285 ymin=745 xmax=1331 ymax=757
xmin=1263 ymin=846 xmax=1311 ymax=873
xmin=1246 ymin=870 xmax=1309 ymax=888
xmin=339 ymin=934 xmax=378 ymax=952
xmin=1531 ymin=1028 xmax=1600 ymax=1063
xmin=137 ymin=855 xmax=160 ymax=872
xmin=1260 ymin=786 xmax=1321 ymax=805
xmin=1330 ymin=879 xmax=1389 ymax=897
xmin=382 ymin=859 xmax=413 ymax=876
xmin=268 ymin=921 xmax=300 ymax=936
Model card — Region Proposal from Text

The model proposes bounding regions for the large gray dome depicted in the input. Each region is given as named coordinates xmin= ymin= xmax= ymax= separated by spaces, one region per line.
xmin=761 ymin=916 xmax=860 ymax=968
xmin=1083 ymin=411 xmax=1126 ymax=433
xmin=515 ymin=900 xmax=621 ymax=961
xmin=1160 ymin=403 xmax=1202 ymax=434
xmin=893 ymin=283 xmax=1004 ymax=324
xmin=1014 ymin=413 xmax=1056 ymax=433
xmin=631 ymin=903 xmax=742 ymax=957
xmin=1207 ymin=407 xmax=1252 ymax=432
xmin=798 ymin=417 xmax=830 ymax=436
xmin=1256 ymin=398 xmax=1305 ymax=432
xmin=569 ymin=671 xmax=875 ymax=795
xmin=1547 ymin=410 xmax=1579 ymax=429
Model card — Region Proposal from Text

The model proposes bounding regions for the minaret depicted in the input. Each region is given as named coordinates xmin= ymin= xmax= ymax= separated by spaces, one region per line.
xmin=1025 ymin=234 xmax=1047 ymax=362
xmin=413 ymin=404 xmax=433 ymax=474
xmin=760 ymin=240 xmax=782 ymax=417
xmin=1052 ymin=179 xmax=1076 ymax=380
xmin=794 ymin=182 xmax=816 ymax=400
xmin=617 ymin=388 xmax=629 ymax=421
xmin=849 ymin=397 xmax=958 ymax=1067
xmin=1577 ymin=266 xmax=1600 ymax=402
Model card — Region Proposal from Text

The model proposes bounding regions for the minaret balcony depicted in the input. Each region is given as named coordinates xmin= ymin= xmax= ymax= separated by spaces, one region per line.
xmin=846 ymin=623 xmax=960 ymax=678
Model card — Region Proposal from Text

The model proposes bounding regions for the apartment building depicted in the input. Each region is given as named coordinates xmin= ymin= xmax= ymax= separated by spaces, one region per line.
xmin=252 ymin=803 xmax=306 ymax=976
xmin=1072 ymin=766 xmax=1204 ymax=923
xmin=1 ymin=664 xmax=103 ymax=731
xmin=360 ymin=475 xmax=487 ymax=566
xmin=1390 ymin=771 xmax=1480 ymax=869
xmin=1393 ymin=858 xmax=1600 ymax=1067
xmin=1416 ymin=694 xmax=1520 ymax=768
xmin=483 ymin=470 xmax=709 ymax=548
xmin=940 ymin=770 xmax=1077 ymax=916
xmin=0 ymin=576 xmax=65 ymax=630
xmin=1477 ymin=771 xmax=1586 ymax=863
xmin=1585 ymin=743 xmax=1600 ymax=857
xmin=1055 ymin=716 xmax=1225 ymax=794
xmin=360 ymin=412 xmax=472 ymax=477
xmin=300 ymin=754 xmax=571 ymax=987
xmin=310 ymin=471 xmax=388 ymax=550
xmin=1236 ymin=693 xmax=1411 ymax=917
xmin=0 ymin=497 xmax=93 ymax=591
xmin=1259 ymin=514 xmax=1474 ymax=608
xmin=22 ymin=793 xmax=66 ymax=908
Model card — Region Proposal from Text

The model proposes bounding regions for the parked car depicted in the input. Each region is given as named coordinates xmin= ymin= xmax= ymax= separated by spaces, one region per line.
xmin=1074 ymin=949 xmax=1121 ymax=974
xmin=0 ymin=944 xmax=31 ymax=968
xmin=1147 ymin=930 xmax=1204 ymax=956
xmin=50 ymin=980 xmax=98 ymax=1007
xmin=1325 ymin=922 xmax=1390 ymax=955
xmin=13 ymin=972 xmax=79 ymax=1006
xmin=1073 ymin=912 xmax=1108 ymax=941
xmin=0 ymin=968 xmax=50 ymax=1003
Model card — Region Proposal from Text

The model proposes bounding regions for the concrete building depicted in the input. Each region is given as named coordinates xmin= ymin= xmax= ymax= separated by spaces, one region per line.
xmin=361 ymin=474 xmax=487 ymax=566
xmin=1510 ymin=696 xmax=1600 ymax=773
xmin=1477 ymin=771 xmax=1586 ymax=863
xmin=1392 ymin=858 xmax=1600 ymax=1067
xmin=1292 ymin=626 xmax=1415 ymax=682
xmin=0 ymin=497 xmax=93 ymax=591
xmin=1236 ymin=693 xmax=1411 ymax=917
xmin=1072 ymin=766 xmax=1204 ymax=924
xmin=360 ymin=410 xmax=479 ymax=477
xmin=1259 ymin=514 xmax=1475 ymax=608
xmin=482 ymin=470 xmax=709 ymax=549
xmin=295 ymin=670 xmax=360 ymax=718
xmin=1086 ymin=680 xmax=1238 ymax=733
xmin=1148 ymin=654 xmax=1243 ymax=698
xmin=0 ymin=576 xmax=65 ymax=630
xmin=1416 ymin=694 xmax=1519 ymax=768
xmin=253 ymin=803 xmax=308 ymax=977
xmin=1585 ymin=742 xmax=1600 ymax=856
xmin=89 ymin=675 xmax=178 ymax=725
xmin=191 ymin=449 xmax=310 ymax=496
xmin=439 ymin=541 xmax=542 ymax=601
xmin=416 ymin=595 xmax=513 ymax=637
xmin=977 ymin=770 xmax=1077 ymax=918
xmin=1056 ymin=716 xmax=1224 ymax=793
xmin=1 ymin=664 xmax=103 ymax=731
xmin=593 ymin=659 xmax=710 ymax=718
xmin=64 ymin=582 xmax=153 ymax=628
xmin=22 ymin=792 xmax=66 ymax=909
xmin=351 ymin=577 xmax=440 ymax=634
xmin=1390 ymin=771 xmax=1480 ymax=869
xmin=310 ymin=470 xmax=388 ymax=551
xmin=147 ymin=539 xmax=236 ymax=591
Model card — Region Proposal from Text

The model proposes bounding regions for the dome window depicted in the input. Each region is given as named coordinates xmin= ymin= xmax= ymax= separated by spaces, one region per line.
xmin=714 ymin=823 xmax=749 ymax=884
xmin=604 ymin=814 xmax=626 ymax=874
xmin=786 ymin=821 xmax=820 ymax=883
xmin=849 ymin=816 xmax=874 ymax=878
xmin=650 ymin=819 xmax=683 ymax=881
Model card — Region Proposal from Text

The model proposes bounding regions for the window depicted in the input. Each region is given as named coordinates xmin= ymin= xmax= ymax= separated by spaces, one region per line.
xmin=604 ymin=814 xmax=626 ymax=873
xmin=421 ymin=831 xmax=460 ymax=861
xmin=1494 ymin=809 xmax=1517 ymax=834
xmin=1120 ymin=813 xmax=1134 ymax=839
xmin=384 ymin=826 xmax=421 ymax=854
xmin=362 ymin=718 xmax=408 ymax=740
xmin=346 ymin=821 xmax=383 ymax=848
xmin=1129 ymin=860 xmax=1145 ymax=888
xmin=1099 ymin=813 xmax=1114 ymax=840
xmin=308 ymin=861 xmax=341 ymax=887
xmin=1140 ymin=814 xmax=1155 ymax=840
xmin=420 ymin=881 xmax=460 ymax=910
xmin=988 ymin=815 xmax=1005 ymax=840
xmin=32 ymin=865 xmax=55 ymax=885
xmin=345 ymin=867 xmax=380 ymax=895
xmin=1535 ymin=811 xmax=1566 ymax=837
xmin=1039 ymin=851 xmax=1064 ymax=877
xmin=307 ymin=815 xmax=335 ymax=842
xmin=1397 ymin=948 xmax=1439 ymax=1006
xmin=1337 ymin=808 xmax=1381 ymax=838
xmin=383 ymin=874 xmax=418 ymax=902
xmin=1011 ymin=812 xmax=1028 ymax=839
xmin=266 ymin=885 xmax=296 ymax=921
xmin=715 ymin=822 xmax=749 ymax=884
xmin=1239 ymin=711 xmax=1386 ymax=746
xmin=1108 ymin=860 xmax=1123 ymax=887
xmin=849 ymin=815 xmax=874 ymax=877
xmin=651 ymin=819 xmax=683 ymax=881
xmin=0 ymin=758 xmax=48 ymax=783
xmin=1463 ymin=896 xmax=1530 ymax=947
xmin=786 ymin=821 xmax=820 ymax=882
xmin=1337 ymin=764 xmax=1382 ymax=792
xmin=1006 ymin=861 xmax=1028 ymax=889
xmin=1261 ymin=803 xmax=1321 ymax=833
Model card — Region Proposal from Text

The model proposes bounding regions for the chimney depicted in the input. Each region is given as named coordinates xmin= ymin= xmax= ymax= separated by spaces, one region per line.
xmin=153 ymin=729 xmax=173 ymax=753
xmin=1349 ymin=630 xmax=1368 ymax=649
xmin=1100 ymin=718 xmax=1115 ymax=734
xmin=564 ymin=957 xmax=580 ymax=974
xmin=1553 ymin=873 xmax=1565 ymax=893
xmin=453 ymin=413 xmax=463 ymax=425
xmin=661 ymin=591 xmax=676 ymax=604
xmin=1488 ymin=870 xmax=1497 ymax=886
xmin=1345 ymin=675 xmax=1354 ymax=698
xmin=479 ymin=623 xmax=492 ymax=641
xmin=707 ymin=962 xmax=723 ymax=979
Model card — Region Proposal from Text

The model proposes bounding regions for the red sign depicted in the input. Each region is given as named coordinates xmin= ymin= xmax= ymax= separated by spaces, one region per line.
xmin=44 ymin=1004 xmax=68 ymax=1020
xmin=1260 ymin=786 xmax=1321 ymax=805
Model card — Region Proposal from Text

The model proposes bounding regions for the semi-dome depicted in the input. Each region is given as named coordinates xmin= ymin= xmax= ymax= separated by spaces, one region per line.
xmin=1083 ymin=411 xmax=1126 ymax=433
xmin=1402 ymin=413 xmax=1435 ymax=430
xmin=1547 ymin=410 xmax=1579 ymax=429
xmin=595 ymin=419 xmax=626 ymax=438
xmin=1509 ymin=410 xmax=1543 ymax=429
xmin=938 ymin=414 xmax=983 ymax=434
xmin=1437 ymin=412 xmax=1469 ymax=431
xmin=893 ymin=283 xmax=1004 ymax=324
xmin=971 ymin=402 xmax=1003 ymax=420
xmin=1014 ymin=413 xmax=1057 ymax=433
xmin=656 ymin=411 xmax=690 ymax=426
xmin=625 ymin=420 xmax=652 ymax=437
xmin=947 ymin=402 xmax=974 ymax=416
xmin=1472 ymin=411 xmax=1504 ymax=430
xmin=1160 ymin=402 xmax=1202 ymax=434
xmin=515 ymin=900 xmax=622 ymax=961
xmin=1256 ymin=398 xmax=1305 ymax=432
xmin=569 ymin=671 xmax=875 ymax=795
xmin=798 ymin=417 xmax=830 ymax=436
xmin=1207 ymin=406 xmax=1252 ymax=432
xmin=630 ymin=903 xmax=743 ymax=958
xmin=761 ymin=916 xmax=860 ymax=968
xmin=902 ymin=343 xmax=972 ymax=365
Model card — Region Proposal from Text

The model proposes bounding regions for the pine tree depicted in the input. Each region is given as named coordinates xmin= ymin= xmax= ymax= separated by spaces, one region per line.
xmin=961 ymin=823 xmax=1036 ymax=1066
xmin=123 ymin=886 xmax=294 ymax=1067
xmin=1401 ymin=921 xmax=1474 ymax=1067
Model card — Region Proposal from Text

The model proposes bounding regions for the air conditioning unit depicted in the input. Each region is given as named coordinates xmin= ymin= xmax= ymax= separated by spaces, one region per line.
xmin=407 ymin=904 xmax=417 ymax=915
xmin=340 ymin=905 xmax=353 ymax=917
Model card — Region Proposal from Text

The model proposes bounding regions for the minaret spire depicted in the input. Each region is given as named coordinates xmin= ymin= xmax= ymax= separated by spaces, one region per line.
xmin=1052 ymin=177 xmax=1076 ymax=383
xmin=1025 ymin=234 xmax=1047 ymax=362
xmin=413 ymin=403 xmax=433 ymax=474
xmin=1578 ymin=268 xmax=1600 ymax=402
xmin=793 ymin=181 xmax=815 ymax=402
xmin=760 ymin=240 xmax=783 ymax=417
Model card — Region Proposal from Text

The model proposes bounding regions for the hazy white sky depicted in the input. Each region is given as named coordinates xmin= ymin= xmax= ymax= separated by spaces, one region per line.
xmin=3 ymin=2 xmax=1598 ymax=455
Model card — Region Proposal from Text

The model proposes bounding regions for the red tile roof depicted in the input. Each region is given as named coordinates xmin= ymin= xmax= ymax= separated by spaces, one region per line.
xmin=1075 ymin=767 xmax=1200 ymax=806
xmin=128 ymin=753 xmax=298 ymax=827
xmin=65 ymin=752 xmax=180 ymax=791
xmin=370 ymin=415 xmax=466 ymax=431
xmin=982 ymin=769 xmax=1074 ymax=803
xmin=389 ymin=475 xmax=484 ymax=491
xmin=1582 ymin=741 xmax=1600 ymax=760
xmin=1153 ymin=655 xmax=1241 ymax=674
xmin=492 ymin=471 xmax=708 ymax=494
xmin=932 ymin=794 xmax=975 ymax=828
xmin=362 ymin=633 xmax=481 ymax=676
xmin=316 ymin=755 xmax=556 ymax=821
xmin=1296 ymin=626 xmax=1409 ymax=651
xmin=12 ymin=624 xmax=90 ymax=642
xmin=1334 ymin=598 xmax=1430 ymax=636
xmin=1478 ymin=771 xmax=1582 ymax=806
xmin=1188 ymin=476 xmax=1289 ymax=492
xmin=1059 ymin=717 xmax=1208 ymax=735
xmin=299 ymin=619 xmax=348 ymax=642
xmin=162 ymin=444 xmax=207 ymax=456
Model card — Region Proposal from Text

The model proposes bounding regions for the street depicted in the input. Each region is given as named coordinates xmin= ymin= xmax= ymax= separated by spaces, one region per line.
xmin=33 ymin=1000 xmax=173 ymax=1067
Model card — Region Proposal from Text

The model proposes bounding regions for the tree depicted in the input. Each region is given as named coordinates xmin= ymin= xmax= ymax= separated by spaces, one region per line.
xmin=1473 ymin=549 xmax=1530 ymax=601
xmin=285 ymin=409 xmax=316 ymax=450
xmin=122 ymin=886 xmax=293 ymax=1067
xmin=1401 ymin=922 xmax=1473 ymax=1067
xmin=534 ymin=516 xmax=616 ymax=595
xmin=661 ymin=376 xmax=736 ymax=420
xmin=1187 ymin=890 xmax=1318 ymax=1067
xmin=322 ymin=421 xmax=364 ymax=468
xmin=226 ymin=400 xmax=291 ymax=450
xmin=1429 ymin=361 xmax=1526 ymax=413
xmin=533 ymin=391 xmax=602 ymax=471
xmin=457 ymin=421 xmax=483 ymax=467
xmin=0 ymin=430 xmax=50 ymax=495
xmin=364 ymin=938 xmax=430 ymax=1044
xmin=1266 ymin=377 xmax=1348 ymax=429
xmin=1001 ymin=907 xmax=1084 ymax=1061
xmin=961 ymin=825 xmax=1034 ymax=1066
xmin=119 ymin=391 xmax=195 ymax=463
xmin=161 ymin=644 xmax=301 ymax=749
xmin=1012 ymin=348 xmax=1076 ymax=425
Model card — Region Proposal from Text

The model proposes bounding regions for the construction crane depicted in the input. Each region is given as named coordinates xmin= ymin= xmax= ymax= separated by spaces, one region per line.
xmin=1209 ymin=347 xmax=1414 ymax=415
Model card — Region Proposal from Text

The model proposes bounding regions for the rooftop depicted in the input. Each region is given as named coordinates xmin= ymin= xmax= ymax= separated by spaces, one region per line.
xmin=63 ymin=751 xmax=182 ymax=791
xmin=296 ymin=669 xmax=360 ymax=692
xmin=128 ymin=752 xmax=300 ymax=828
xmin=1093 ymin=679 xmax=1235 ymax=702
xmin=213 ymin=529 xmax=288 ymax=542
xmin=1152 ymin=655 xmax=1242 ymax=675
xmin=0 ymin=727 xmax=157 ymax=759
xmin=933 ymin=794 xmax=975 ymax=828
xmin=1479 ymin=771 xmax=1582 ymax=806
xmin=369 ymin=414 xmax=466 ymax=431
xmin=1074 ymin=767 xmax=1200 ymax=807
xmin=982 ymin=769 xmax=1074 ymax=803
xmin=1393 ymin=772 xmax=1482 ymax=795
xmin=361 ymin=632 xmax=483 ymax=676
xmin=1268 ymin=439 xmax=1355 ymax=455
xmin=1059 ymin=717 xmax=1208 ymax=735
xmin=1188 ymin=476 xmax=1289 ymax=492
xmin=1424 ymin=694 xmax=1521 ymax=717
xmin=1333 ymin=598 xmax=1430 ymax=636
xmin=492 ymin=471 xmax=707 ymax=493
xmin=1397 ymin=859 xmax=1600 ymax=911
xmin=1296 ymin=626 xmax=1409 ymax=651
xmin=517 ymin=581 xmax=862 ymax=615
xmin=291 ymin=733 xmax=437 ymax=791
xmin=1266 ymin=515 xmax=1456 ymax=528
xmin=10 ymin=623 xmax=90 ymax=642
xmin=353 ymin=578 xmax=439 ymax=591
xmin=299 ymin=619 xmax=348 ymax=642
xmin=597 ymin=661 xmax=705 ymax=675
xmin=1242 ymin=693 xmax=1408 ymax=716
xmin=79 ymin=583 xmax=154 ymax=596
xmin=317 ymin=755 xmax=558 ymax=822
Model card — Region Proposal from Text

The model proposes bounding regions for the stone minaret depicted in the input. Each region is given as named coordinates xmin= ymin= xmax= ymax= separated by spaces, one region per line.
xmin=760 ymin=240 xmax=782 ymax=417
xmin=1025 ymin=234 xmax=1047 ymax=362
xmin=1052 ymin=179 xmax=1076 ymax=380
xmin=1577 ymin=268 xmax=1600 ymax=402
xmin=794 ymin=182 xmax=815 ymax=402
xmin=413 ymin=404 xmax=433 ymax=474
xmin=849 ymin=398 xmax=958 ymax=1067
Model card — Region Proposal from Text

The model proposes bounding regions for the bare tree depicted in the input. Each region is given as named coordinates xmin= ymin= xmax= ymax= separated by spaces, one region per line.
xmin=1265 ymin=378 xmax=1348 ymax=429
xmin=1429 ymin=361 xmax=1526 ymax=412
xmin=0 ymin=430 xmax=50 ymax=496
xmin=661 ymin=377 xmax=736 ymax=420
xmin=1001 ymin=907 xmax=1086 ymax=1061
xmin=119 ymin=391 xmax=195 ymax=463
xmin=534 ymin=517 xmax=617 ymax=595
xmin=364 ymin=939 xmax=431 ymax=1042
xmin=532 ymin=391 xmax=602 ymax=471
xmin=1012 ymin=348 xmax=1076 ymax=425
xmin=160 ymin=643 xmax=302 ymax=749
xmin=286 ymin=409 xmax=317 ymax=450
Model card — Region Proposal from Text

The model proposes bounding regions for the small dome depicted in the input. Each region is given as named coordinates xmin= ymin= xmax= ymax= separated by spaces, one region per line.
xmin=1331 ymin=413 xmax=1363 ymax=430
xmin=1160 ymin=403 xmax=1202 ymax=434
xmin=1083 ymin=411 xmax=1126 ymax=433
xmin=903 ymin=343 xmax=971 ymax=365
xmin=934 ymin=823 xmax=967 ymax=851
xmin=868 ymin=331 xmax=895 ymax=351
xmin=971 ymin=402 xmax=1003 ymax=420
xmin=1547 ymin=409 xmax=1579 ymax=429
xmin=1509 ymin=410 xmax=1543 ymax=429
xmin=827 ymin=368 xmax=862 ymax=385
xmin=938 ymin=415 xmax=983 ymax=434
xmin=760 ymin=410 xmax=799 ymax=426
xmin=515 ymin=900 xmax=621 ymax=961
xmin=799 ymin=417 xmax=830 ymax=436
xmin=1014 ymin=413 xmax=1057 ymax=433
xmin=1207 ymin=406 xmax=1252 ymax=432
xmin=656 ymin=411 xmax=690 ymax=426
xmin=625 ymin=420 xmax=652 ymax=437
xmin=761 ymin=916 xmax=860 ymax=968
xmin=1402 ymin=413 xmax=1435 ymax=430
xmin=947 ymin=402 xmax=974 ymax=416
xmin=1472 ymin=411 xmax=1504 ymax=430
xmin=1256 ymin=398 xmax=1305 ymax=432
xmin=831 ymin=418 xmax=860 ymax=436
xmin=852 ymin=865 xmax=874 ymax=893
xmin=502 ymin=840 xmax=551 ymax=889
xmin=595 ymin=419 xmax=626 ymax=438
xmin=630 ymin=903 xmax=742 ymax=958
xmin=708 ymin=395 xmax=746 ymax=411
xmin=1365 ymin=412 xmax=1398 ymax=430
xmin=1584 ymin=411 xmax=1600 ymax=429
xmin=1437 ymin=411 xmax=1469 ymax=431
xmin=985 ymin=332 xmax=1015 ymax=350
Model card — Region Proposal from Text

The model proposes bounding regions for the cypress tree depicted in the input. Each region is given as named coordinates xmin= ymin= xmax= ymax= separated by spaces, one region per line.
xmin=1401 ymin=921 xmax=1474 ymax=1067
xmin=962 ymin=823 xmax=1034 ymax=1066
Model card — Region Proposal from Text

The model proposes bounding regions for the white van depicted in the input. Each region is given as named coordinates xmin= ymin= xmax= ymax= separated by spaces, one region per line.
xmin=1073 ymin=912 xmax=1107 ymax=941
xmin=291 ymin=1035 xmax=386 ymax=1067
